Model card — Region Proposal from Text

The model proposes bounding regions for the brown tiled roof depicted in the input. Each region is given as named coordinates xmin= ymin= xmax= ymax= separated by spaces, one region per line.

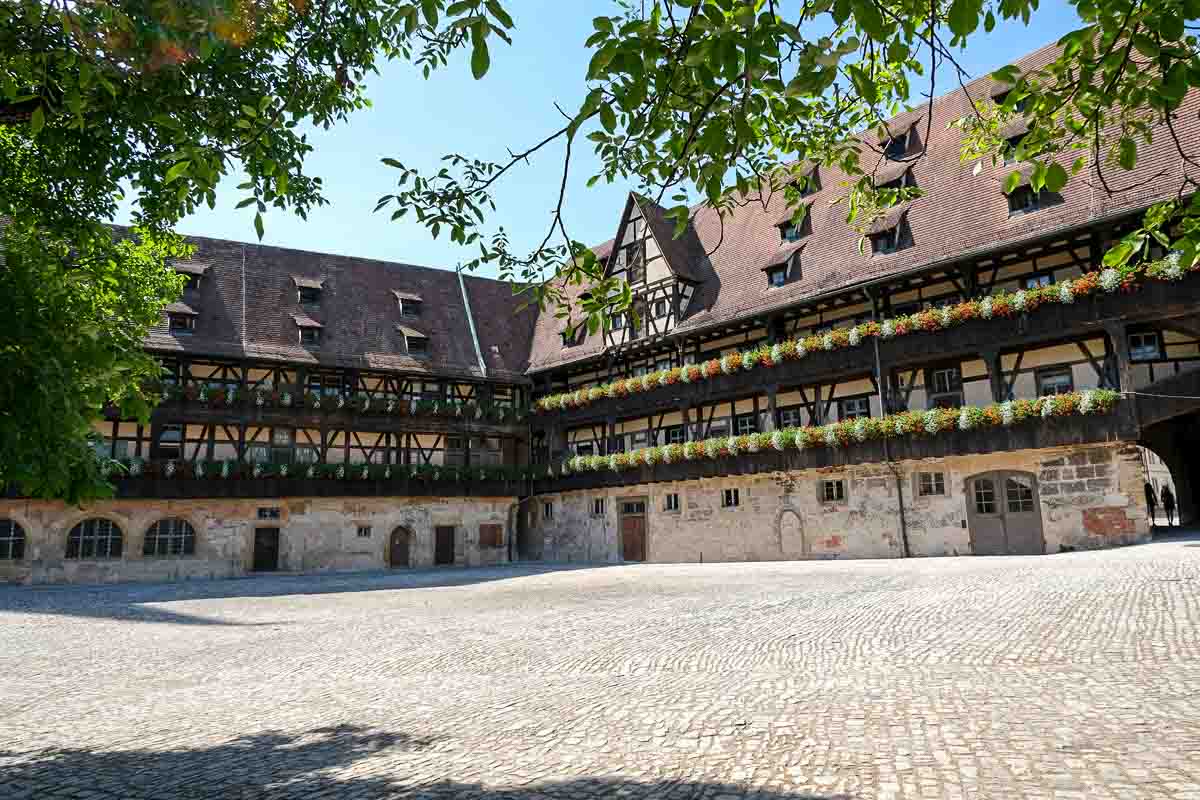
xmin=164 ymin=302 xmax=199 ymax=315
xmin=763 ymin=241 xmax=805 ymax=269
xmin=525 ymin=39 xmax=1200 ymax=374
xmin=145 ymin=236 xmax=536 ymax=383
xmin=636 ymin=195 xmax=706 ymax=283
xmin=870 ymin=160 xmax=911 ymax=186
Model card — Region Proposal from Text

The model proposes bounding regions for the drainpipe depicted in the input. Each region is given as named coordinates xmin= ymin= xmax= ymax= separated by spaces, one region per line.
xmin=867 ymin=288 xmax=910 ymax=558
xmin=456 ymin=263 xmax=488 ymax=379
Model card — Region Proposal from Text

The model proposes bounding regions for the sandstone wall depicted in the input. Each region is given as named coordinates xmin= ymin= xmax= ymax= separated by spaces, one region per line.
xmin=0 ymin=495 xmax=515 ymax=585
xmin=535 ymin=443 xmax=1149 ymax=563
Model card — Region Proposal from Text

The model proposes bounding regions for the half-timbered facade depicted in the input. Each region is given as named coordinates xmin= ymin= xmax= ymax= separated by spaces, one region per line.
xmin=4 ymin=40 xmax=1200 ymax=584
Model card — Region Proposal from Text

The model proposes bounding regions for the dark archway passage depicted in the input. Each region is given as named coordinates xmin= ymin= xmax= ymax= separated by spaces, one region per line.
xmin=388 ymin=527 xmax=411 ymax=568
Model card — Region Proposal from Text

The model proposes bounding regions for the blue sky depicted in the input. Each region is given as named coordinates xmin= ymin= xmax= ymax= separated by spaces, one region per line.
xmin=117 ymin=0 xmax=1083 ymax=278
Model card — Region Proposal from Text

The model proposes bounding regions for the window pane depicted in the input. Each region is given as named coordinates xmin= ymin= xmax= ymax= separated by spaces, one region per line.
xmin=1006 ymin=478 xmax=1035 ymax=513
xmin=974 ymin=479 xmax=996 ymax=514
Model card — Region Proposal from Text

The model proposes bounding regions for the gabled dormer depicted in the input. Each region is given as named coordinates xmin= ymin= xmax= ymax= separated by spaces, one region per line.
xmin=601 ymin=193 xmax=706 ymax=349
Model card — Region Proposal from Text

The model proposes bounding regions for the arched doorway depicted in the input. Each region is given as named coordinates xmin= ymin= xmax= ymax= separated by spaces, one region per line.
xmin=965 ymin=471 xmax=1044 ymax=555
xmin=388 ymin=526 xmax=411 ymax=568
xmin=778 ymin=509 xmax=806 ymax=557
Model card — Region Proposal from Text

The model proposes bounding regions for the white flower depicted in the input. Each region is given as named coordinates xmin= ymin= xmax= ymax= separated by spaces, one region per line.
xmin=795 ymin=339 xmax=808 ymax=357
xmin=1013 ymin=290 xmax=1028 ymax=312
xmin=881 ymin=320 xmax=896 ymax=339
xmin=1079 ymin=390 xmax=1095 ymax=414
xmin=771 ymin=430 xmax=787 ymax=451
xmin=608 ymin=455 xmax=621 ymax=472
xmin=164 ymin=460 xmax=176 ymax=478
xmin=923 ymin=410 xmax=941 ymax=434
xmin=642 ymin=374 xmax=656 ymax=392
xmin=770 ymin=344 xmax=784 ymax=363
xmin=1041 ymin=397 xmax=1055 ymax=417
xmin=1164 ymin=252 xmax=1185 ymax=280
xmin=743 ymin=353 xmax=757 ymax=370
xmin=893 ymin=415 xmax=911 ymax=435
xmin=336 ymin=465 xmax=345 ymax=479
xmin=1099 ymin=268 xmax=1121 ymax=292
xmin=220 ymin=461 xmax=231 ymax=478
xmin=685 ymin=441 xmax=702 ymax=460
xmin=728 ymin=436 xmax=742 ymax=455
xmin=386 ymin=398 xmax=396 ymax=412
xmin=384 ymin=467 xmax=391 ymax=479
xmin=256 ymin=392 xmax=265 ymax=408
xmin=252 ymin=463 xmax=263 ymax=478
xmin=823 ymin=426 xmax=839 ymax=447
xmin=958 ymin=407 xmax=974 ymax=431
xmin=704 ymin=438 xmax=721 ymax=458
xmin=939 ymin=307 xmax=954 ymax=327
xmin=822 ymin=333 xmax=835 ymax=351
xmin=279 ymin=464 xmax=289 ymax=477
xmin=226 ymin=389 xmax=237 ymax=406
xmin=662 ymin=447 xmax=674 ymax=464
xmin=1058 ymin=281 xmax=1075 ymax=304
xmin=848 ymin=327 xmax=862 ymax=347
xmin=281 ymin=391 xmax=292 ymax=407
xmin=658 ymin=372 xmax=671 ymax=387
xmin=720 ymin=355 xmax=736 ymax=374
xmin=852 ymin=419 xmax=869 ymax=442
xmin=980 ymin=297 xmax=994 ymax=319
xmin=130 ymin=459 xmax=143 ymax=477
xmin=195 ymin=462 xmax=205 ymax=478
xmin=681 ymin=366 xmax=693 ymax=383
xmin=795 ymin=430 xmax=808 ymax=450
xmin=360 ymin=467 xmax=369 ymax=480
xmin=198 ymin=385 xmax=209 ymax=402
xmin=747 ymin=436 xmax=761 ymax=453
xmin=1000 ymin=401 xmax=1015 ymax=426
xmin=644 ymin=448 xmax=660 ymax=465
xmin=310 ymin=394 xmax=321 ymax=409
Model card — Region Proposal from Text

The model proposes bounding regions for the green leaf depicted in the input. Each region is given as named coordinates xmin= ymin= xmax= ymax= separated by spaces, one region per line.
xmin=471 ymin=38 xmax=490 ymax=79
xmin=948 ymin=0 xmax=981 ymax=37
xmin=254 ymin=212 xmax=265 ymax=240
xmin=1003 ymin=170 xmax=1022 ymax=194
xmin=164 ymin=161 xmax=191 ymax=184
xmin=1044 ymin=162 xmax=1068 ymax=193
xmin=1118 ymin=137 xmax=1137 ymax=170
xmin=599 ymin=103 xmax=616 ymax=133
xmin=29 ymin=104 xmax=44 ymax=135
xmin=486 ymin=0 xmax=514 ymax=27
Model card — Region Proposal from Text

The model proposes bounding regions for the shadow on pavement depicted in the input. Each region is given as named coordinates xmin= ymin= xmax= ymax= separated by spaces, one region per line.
xmin=0 ymin=723 xmax=848 ymax=799
xmin=0 ymin=563 xmax=608 ymax=626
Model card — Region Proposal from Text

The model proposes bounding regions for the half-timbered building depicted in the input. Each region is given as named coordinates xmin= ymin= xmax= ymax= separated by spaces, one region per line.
xmin=4 ymin=40 xmax=1200 ymax=584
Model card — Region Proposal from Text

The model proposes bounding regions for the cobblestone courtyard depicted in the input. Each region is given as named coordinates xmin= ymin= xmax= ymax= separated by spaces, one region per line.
xmin=3 ymin=538 xmax=1200 ymax=800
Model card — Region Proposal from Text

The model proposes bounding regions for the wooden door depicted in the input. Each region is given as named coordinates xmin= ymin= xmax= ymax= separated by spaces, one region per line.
xmin=389 ymin=527 xmax=410 ymax=568
xmin=434 ymin=525 xmax=455 ymax=565
xmin=966 ymin=472 xmax=1044 ymax=555
xmin=253 ymin=527 xmax=280 ymax=571
xmin=619 ymin=500 xmax=647 ymax=562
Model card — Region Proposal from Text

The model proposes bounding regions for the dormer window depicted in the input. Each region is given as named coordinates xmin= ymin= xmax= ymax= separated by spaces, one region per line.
xmin=798 ymin=169 xmax=820 ymax=197
xmin=398 ymin=325 xmax=429 ymax=357
xmin=561 ymin=325 xmax=584 ymax=348
xmin=181 ymin=273 xmax=201 ymax=291
xmin=168 ymin=313 xmax=195 ymax=334
xmin=883 ymin=132 xmax=908 ymax=160
xmin=879 ymin=170 xmax=914 ymax=191
xmin=174 ymin=264 xmax=207 ymax=291
xmin=1007 ymin=185 xmax=1053 ymax=216
xmin=394 ymin=291 xmax=423 ymax=317
xmin=870 ymin=227 xmax=902 ymax=255
xmin=767 ymin=266 xmax=788 ymax=288
xmin=994 ymin=90 xmax=1029 ymax=113
xmin=1003 ymin=133 xmax=1027 ymax=165
xmin=298 ymin=286 xmax=321 ymax=306
xmin=779 ymin=211 xmax=811 ymax=242
xmin=299 ymin=326 xmax=321 ymax=346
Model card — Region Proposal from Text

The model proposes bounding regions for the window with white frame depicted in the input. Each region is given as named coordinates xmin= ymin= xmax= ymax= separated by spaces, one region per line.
xmin=665 ymin=425 xmax=685 ymax=444
xmin=399 ymin=297 xmax=422 ymax=317
xmin=299 ymin=326 xmax=321 ymax=346
xmin=918 ymin=472 xmax=945 ymax=497
xmin=734 ymin=414 xmax=757 ymax=436
xmin=839 ymin=396 xmax=871 ymax=420
xmin=821 ymin=479 xmax=846 ymax=503
xmin=357 ymin=525 xmax=372 ymax=538
xmin=1036 ymin=368 xmax=1074 ymax=396
xmin=928 ymin=366 xmax=963 ymax=408
xmin=664 ymin=493 xmax=680 ymax=512
xmin=1128 ymin=331 xmax=1162 ymax=361
xmin=1022 ymin=274 xmax=1052 ymax=289
xmin=721 ymin=488 xmax=740 ymax=508
xmin=777 ymin=406 xmax=803 ymax=429
xmin=168 ymin=313 xmax=195 ymax=334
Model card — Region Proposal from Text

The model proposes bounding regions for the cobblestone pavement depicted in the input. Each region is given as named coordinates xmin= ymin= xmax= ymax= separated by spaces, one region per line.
xmin=3 ymin=539 xmax=1200 ymax=800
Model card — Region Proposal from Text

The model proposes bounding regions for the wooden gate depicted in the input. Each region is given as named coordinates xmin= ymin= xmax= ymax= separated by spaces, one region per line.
xmin=434 ymin=525 xmax=455 ymax=565
xmin=619 ymin=499 xmax=647 ymax=562
xmin=253 ymin=527 xmax=280 ymax=571
xmin=966 ymin=471 xmax=1045 ymax=555
xmin=389 ymin=526 xmax=411 ymax=568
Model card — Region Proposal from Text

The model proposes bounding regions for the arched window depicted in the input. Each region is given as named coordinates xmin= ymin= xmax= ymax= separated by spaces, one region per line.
xmin=0 ymin=519 xmax=25 ymax=560
xmin=143 ymin=518 xmax=196 ymax=557
xmin=66 ymin=518 xmax=123 ymax=559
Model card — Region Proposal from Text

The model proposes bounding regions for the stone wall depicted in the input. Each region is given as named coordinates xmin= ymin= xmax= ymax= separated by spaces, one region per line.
xmin=0 ymin=495 xmax=515 ymax=585
xmin=535 ymin=443 xmax=1149 ymax=563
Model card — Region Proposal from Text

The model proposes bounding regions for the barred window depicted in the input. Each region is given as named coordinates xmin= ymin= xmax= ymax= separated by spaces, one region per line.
xmin=66 ymin=518 xmax=123 ymax=560
xmin=0 ymin=519 xmax=26 ymax=560
xmin=664 ymin=493 xmax=680 ymax=512
xmin=821 ymin=479 xmax=846 ymax=503
xmin=143 ymin=518 xmax=197 ymax=557
xmin=918 ymin=472 xmax=946 ymax=497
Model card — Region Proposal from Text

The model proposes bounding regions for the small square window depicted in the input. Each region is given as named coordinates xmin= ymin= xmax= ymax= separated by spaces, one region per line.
xmin=721 ymin=488 xmax=740 ymax=508
xmin=735 ymin=414 xmax=757 ymax=436
xmin=400 ymin=298 xmax=422 ymax=317
xmin=777 ymin=407 xmax=803 ymax=429
xmin=767 ymin=266 xmax=788 ymax=288
xmin=1003 ymin=133 xmax=1027 ymax=165
xmin=298 ymin=286 xmax=322 ymax=306
xmin=664 ymin=493 xmax=680 ymax=512
xmin=181 ymin=273 xmax=202 ymax=291
xmin=1129 ymin=331 xmax=1161 ymax=362
xmin=407 ymin=336 xmax=429 ymax=356
xmin=779 ymin=214 xmax=811 ymax=242
xmin=665 ymin=425 xmax=685 ymax=445
xmin=357 ymin=525 xmax=372 ymax=539
xmin=918 ymin=472 xmax=945 ymax=497
xmin=592 ymin=498 xmax=606 ymax=516
xmin=258 ymin=507 xmax=281 ymax=520
xmin=839 ymin=396 xmax=871 ymax=420
xmin=653 ymin=299 xmax=668 ymax=319
xmin=821 ymin=479 xmax=846 ymax=503
xmin=974 ymin=479 xmax=997 ymax=514
xmin=300 ymin=327 xmax=321 ymax=346
xmin=168 ymin=313 xmax=195 ymax=334
xmin=542 ymin=502 xmax=554 ymax=521
xmin=575 ymin=443 xmax=594 ymax=457
xmin=1023 ymin=274 xmax=1052 ymax=289
xmin=883 ymin=133 xmax=908 ymax=160
xmin=1007 ymin=186 xmax=1054 ymax=215
xmin=1037 ymin=368 xmax=1074 ymax=396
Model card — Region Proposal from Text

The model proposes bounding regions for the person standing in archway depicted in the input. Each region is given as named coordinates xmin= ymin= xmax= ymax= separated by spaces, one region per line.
xmin=1161 ymin=485 xmax=1177 ymax=527
xmin=1145 ymin=482 xmax=1158 ymax=529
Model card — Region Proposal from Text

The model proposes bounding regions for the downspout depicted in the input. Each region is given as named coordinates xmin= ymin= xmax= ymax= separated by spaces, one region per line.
xmin=867 ymin=288 xmax=910 ymax=558
xmin=456 ymin=264 xmax=488 ymax=379
xmin=240 ymin=245 xmax=247 ymax=347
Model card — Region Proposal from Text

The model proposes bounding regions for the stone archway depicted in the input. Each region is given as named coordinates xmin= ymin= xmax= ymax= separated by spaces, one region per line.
xmin=777 ymin=508 xmax=806 ymax=557
xmin=388 ymin=526 xmax=411 ymax=569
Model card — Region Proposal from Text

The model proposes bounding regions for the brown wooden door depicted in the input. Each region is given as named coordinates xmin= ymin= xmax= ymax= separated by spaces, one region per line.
xmin=620 ymin=500 xmax=647 ymax=562
xmin=435 ymin=525 xmax=455 ymax=565
xmin=253 ymin=527 xmax=280 ymax=571
xmin=389 ymin=527 xmax=410 ymax=568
